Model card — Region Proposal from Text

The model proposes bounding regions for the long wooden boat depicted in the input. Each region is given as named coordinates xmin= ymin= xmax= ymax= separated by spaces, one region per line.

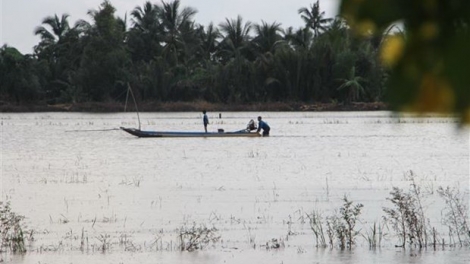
xmin=120 ymin=127 xmax=261 ymax=138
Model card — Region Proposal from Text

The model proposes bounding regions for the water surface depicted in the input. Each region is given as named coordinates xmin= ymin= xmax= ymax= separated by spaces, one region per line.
xmin=1 ymin=112 xmax=469 ymax=263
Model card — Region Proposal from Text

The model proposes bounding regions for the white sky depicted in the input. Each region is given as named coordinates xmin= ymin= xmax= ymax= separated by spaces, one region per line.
xmin=0 ymin=0 xmax=339 ymax=54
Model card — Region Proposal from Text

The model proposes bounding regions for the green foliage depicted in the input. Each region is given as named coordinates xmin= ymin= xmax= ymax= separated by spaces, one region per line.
xmin=78 ymin=0 xmax=131 ymax=101
xmin=336 ymin=66 xmax=366 ymax=103
xmin=0 ymin=202 xmax=29 ymax=253
xmin=340 ymin=0 xmax=470 ymax=121
xmin=1 ymin=0 xmax=389 ymax=106
xmin=0 ymin=46 xmax=42 ymax=103
xmin=298 ymin=0 xmax=333 ymax=37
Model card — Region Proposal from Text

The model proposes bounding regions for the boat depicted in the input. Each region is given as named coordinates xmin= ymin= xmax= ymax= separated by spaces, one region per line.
xmin=120 ymin=84 xmax=260 ymax=138
xmin=120 ymin=127 xmax=261 ymax=138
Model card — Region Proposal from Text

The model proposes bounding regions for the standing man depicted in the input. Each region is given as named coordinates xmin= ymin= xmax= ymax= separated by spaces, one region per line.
xmin=203 ymin=110 xmax=209 ymax=132
xmin=256 ymin=116 xmax=270 ymax=136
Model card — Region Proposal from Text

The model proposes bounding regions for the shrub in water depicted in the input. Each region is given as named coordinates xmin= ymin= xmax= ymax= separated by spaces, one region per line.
xmin=437 ymin=186 xmax=470 ymax=246
xmin=0 ymin=202 xmax=27 ymax=253
xmin=178 ymin=224 xmax=220 ymax=251
xmin=383 ymin=187 xmax=427 ymax=248
xmin=336 ymin=196 xmax=364 ymax=249
xmin=323 ymin=196 xmax=363 ymax=249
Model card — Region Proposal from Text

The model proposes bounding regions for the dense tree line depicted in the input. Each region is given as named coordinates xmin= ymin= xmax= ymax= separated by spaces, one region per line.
xmin=0 ymin=0 xmax=387 ymax=106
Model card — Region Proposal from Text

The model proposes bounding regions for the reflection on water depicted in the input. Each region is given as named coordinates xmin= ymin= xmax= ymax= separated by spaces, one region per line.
xmin=1 ymin=112 xmax=469 ymax=264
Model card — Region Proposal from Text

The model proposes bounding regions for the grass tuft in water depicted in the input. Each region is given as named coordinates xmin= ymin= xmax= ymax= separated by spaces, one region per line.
xmin=362 ymin=221 xmax=388 ymax=248
xmin=306 ymin=210 xmax=327 ymax=247
xmin=178 ymin=224 xmax=220 ymax=251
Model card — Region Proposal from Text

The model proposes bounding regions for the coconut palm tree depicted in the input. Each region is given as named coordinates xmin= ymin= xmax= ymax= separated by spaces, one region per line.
xmin=128 ymin=1 xmax=163 ymax=62
xmin=33 ymin=13 xmax=87 ymax=101
xmin=157 ymin=0 xmax=198 ymax=66
xmin=252 ymin=21 xmax=284 ymax=55
xmin=200 ymin=23 xmax=220 ymax=56
xmin=298 ymin=0 xmax=332 ymax=37
xmin=284 ymin=27 xmax=314 ymax=51
xmin=218 ymin=15 xmax=252 ymax=63
xmin=337 ymin=66 xmax=366 ymax=103
xmin=34 ymin=14 xmax=71 ymax=49
xmin=216 ymin=16 xmax=255 ymax=102
xmin=251 ymin=21 xmax=285 ymax=100
xmin=323 ymin=17 xmax=350 ymax=52
xmin=131 ymin=1 xmax=160 ymax=32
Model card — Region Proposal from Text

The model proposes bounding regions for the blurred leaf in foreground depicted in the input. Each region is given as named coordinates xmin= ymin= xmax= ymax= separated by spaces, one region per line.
xmin=340 ymin=0 xmax=470 ymax=121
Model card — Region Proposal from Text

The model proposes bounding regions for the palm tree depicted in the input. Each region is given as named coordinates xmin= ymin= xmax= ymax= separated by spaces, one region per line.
xmin=131 ymin=1 xmax=160 ymax=32
xmin=251 ymin=21 xmax=285 ymax=100
xmin=252 ymin=21 xmax=283 ymax=55
xmin=34 ymin=14 xmax=71 ymax=48
xmin=33 ymin=13 xmax=87 ymax=101
xmin=284 ymin=27 xmax=314 ymax=51
xmin=218 ymin=15 xmax=252 ymax=62
xmin=324 ymin=17 xmax=350 ymax=52
xmin=337 ymin=66 xmax=366 ymax=103
xmin=194 ymin=23 xmax=220 ymax=63
xmin=216 ymin=16 xmax=255 ymax=102
xmin=298 ymin=0 xmax=332 ymax=37
xmin=33 ymin=13 xmax=82 ymax=62
xmin=157 ymin=0 xmax=198 ymax=66
xmin=129 ymin=1 xmax=163 ymax=62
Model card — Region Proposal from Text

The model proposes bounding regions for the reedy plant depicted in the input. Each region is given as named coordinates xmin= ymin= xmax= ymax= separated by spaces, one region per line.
xmin=437 ymin=186 xmax=470 ymax=246
xmin=306 ymin=210 xmax=327 ymax=247
xmin=322 ymin=196 xmax=363 ymax=249
xmin=383 ymin=187 xmax=427 ymax=248
xmin=0 ymin=202 xmax=28 ymax=253
xmin=362 ymin=221 xmax=388 ymax=248
xmin=339 ymin=195 xmax=363 ymax=249
xmin=408 ymin=171 xmax=428 ymax=247
xmin=325 ymin=216 xmax=335 ymax=248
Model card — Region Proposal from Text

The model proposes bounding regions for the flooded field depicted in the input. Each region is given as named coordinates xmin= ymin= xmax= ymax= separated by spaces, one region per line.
xmin=1 ymin=112 xmax=469 ymax=263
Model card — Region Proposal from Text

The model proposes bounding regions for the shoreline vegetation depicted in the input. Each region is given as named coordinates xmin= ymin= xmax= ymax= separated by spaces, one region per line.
xmin=2 ymin=0 xmax=469 ymax=120
xmin=1 ymin=1 xmax=389 ymax=113
xmin=0 ymin=101 xmax=388 ymax=113
xmin=2 ymin=176 xmax=470 ymax=253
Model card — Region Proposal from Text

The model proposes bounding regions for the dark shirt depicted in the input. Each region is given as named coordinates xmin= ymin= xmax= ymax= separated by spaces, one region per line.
xmin=257 ymin=120 xmax=270 ymax=132
xmin=203 ymin=114 xmax=209 ymax=125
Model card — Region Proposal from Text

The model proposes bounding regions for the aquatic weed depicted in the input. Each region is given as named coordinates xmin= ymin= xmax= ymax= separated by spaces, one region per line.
xmin=362 ymin=221 xmax=388 ymax=248
xmin=178 ymin=224 xmax=220 ymax=251
xmin=309 ymin=196 xmax=363 ymax=249
xmin=306 ymin=210 xmax=327 ymax=247
xmin=383 ymin=187 xmax=427 ymax=248
xmin=437 ymin=186 xmax=470 ymax=246
xmin=0 ymin=202 xmax=29 ymax=253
